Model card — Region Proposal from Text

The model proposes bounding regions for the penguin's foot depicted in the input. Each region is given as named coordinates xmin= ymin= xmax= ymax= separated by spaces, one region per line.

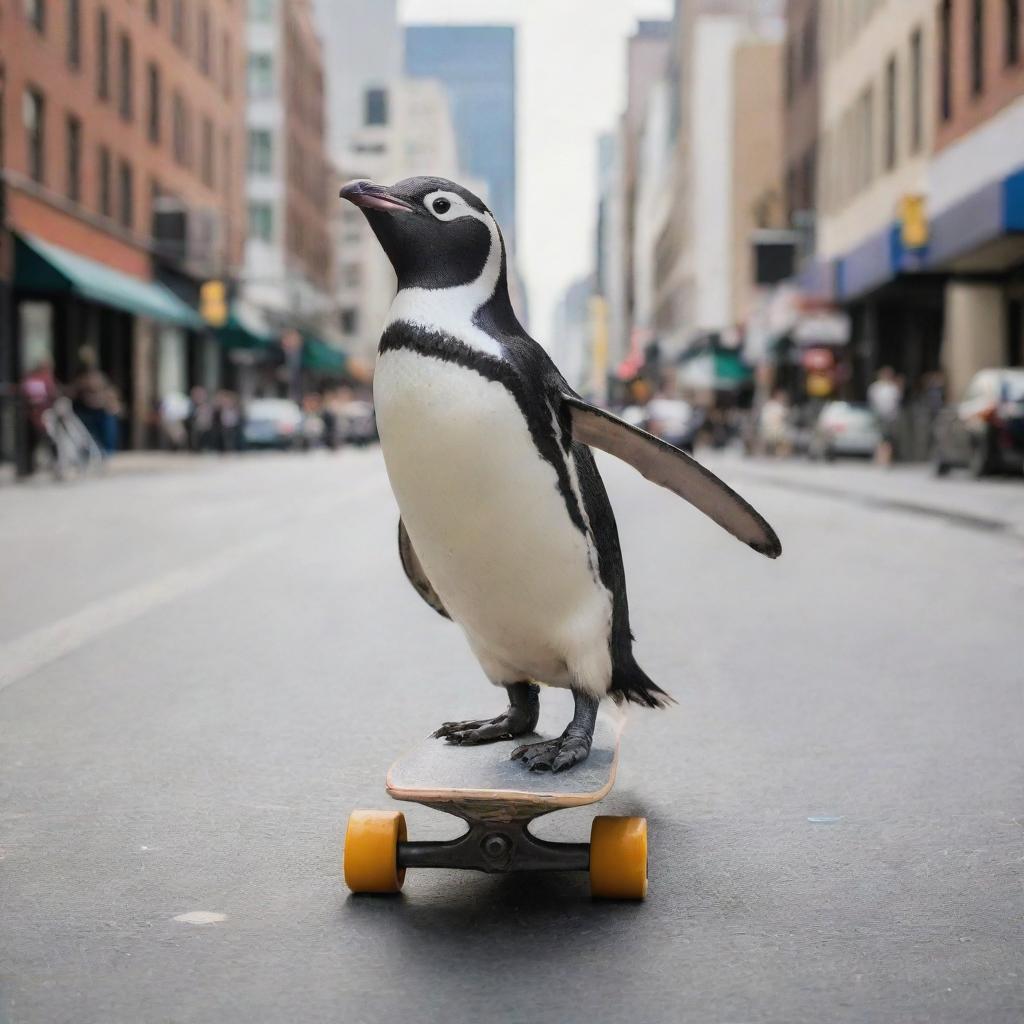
xmin=510 ymin=732 xmax=592 ymax=772
xmin=510 ymin=688 xmax=599 ymax=772
xmin=431 ymin=709 xmax=533 ymax=745
xmin=431 ymin=682 xmax=540 ymax=746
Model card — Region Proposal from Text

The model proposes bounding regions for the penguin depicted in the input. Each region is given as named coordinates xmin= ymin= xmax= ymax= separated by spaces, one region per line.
xmin=340 ymin=176 xmax=781 ymax=772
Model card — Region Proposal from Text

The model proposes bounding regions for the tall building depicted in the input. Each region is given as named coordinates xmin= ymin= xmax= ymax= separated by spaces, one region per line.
xmin=1 ymin=0 xmax=247 ymax=453
xmin=243 ymin=0 xmax=333 ymax=335
xmin=650 ymin=1 xmax=783 ymax=357
xmin=404 ymin=25 xmax=517 ymax=249
xmin=334 ymin=77 xmax=461 ymax=363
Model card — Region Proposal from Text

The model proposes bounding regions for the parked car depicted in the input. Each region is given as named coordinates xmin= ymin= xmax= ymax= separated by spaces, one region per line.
xmin=932 ymin=368 xmax=1024 ymax=477
xmin=808 ymin=401 xmax=881 ymax=461
xmin=242 ymin=398 xmax=304 ymax=450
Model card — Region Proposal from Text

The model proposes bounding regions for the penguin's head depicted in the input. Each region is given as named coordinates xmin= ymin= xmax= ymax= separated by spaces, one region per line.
xmin=339 ymin=176 xmax=500 ymax=291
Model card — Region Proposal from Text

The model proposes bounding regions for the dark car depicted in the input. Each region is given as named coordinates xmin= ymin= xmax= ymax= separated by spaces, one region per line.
xmin=932 ymin=369 xmax=1024 ymax=477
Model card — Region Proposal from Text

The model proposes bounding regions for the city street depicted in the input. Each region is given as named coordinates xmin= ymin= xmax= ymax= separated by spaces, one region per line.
xmin=1 ymin=449 xmax=1021 ymax=1024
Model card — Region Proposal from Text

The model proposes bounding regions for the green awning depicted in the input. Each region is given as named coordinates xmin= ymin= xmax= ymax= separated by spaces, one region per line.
xmin=15 ymin=234 xmax=203 ymax=329
xmin=216 ymin=305 xmax=276 ymax=350
xmin=302 ymin=334 xmax=346 ymax=373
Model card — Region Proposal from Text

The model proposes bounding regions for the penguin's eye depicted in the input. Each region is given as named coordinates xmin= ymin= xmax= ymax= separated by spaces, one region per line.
xmin=431 ymin=197 xmax=451 ymax=215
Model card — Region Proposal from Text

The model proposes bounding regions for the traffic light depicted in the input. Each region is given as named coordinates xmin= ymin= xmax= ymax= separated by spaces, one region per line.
xmin=899 ymin=194 xmax=928 ymax=250
xmin=200 ymin=279 xmax=228 ymax=327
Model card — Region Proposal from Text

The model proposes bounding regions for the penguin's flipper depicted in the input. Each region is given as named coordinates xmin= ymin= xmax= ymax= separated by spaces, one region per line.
xmin=562 ymin=394 xmax=782 ymax=558
xmin=398 ymin=518 xmax=451 ymax=619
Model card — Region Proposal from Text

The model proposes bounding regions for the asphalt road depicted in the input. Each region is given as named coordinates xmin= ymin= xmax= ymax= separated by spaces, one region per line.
xmin=1 ymin=449 xmax=1021 ymax=1024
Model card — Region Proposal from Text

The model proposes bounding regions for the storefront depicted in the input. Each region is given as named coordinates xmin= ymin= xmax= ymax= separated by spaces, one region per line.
xmin=12 ymin=233 xmax=203 ymax=451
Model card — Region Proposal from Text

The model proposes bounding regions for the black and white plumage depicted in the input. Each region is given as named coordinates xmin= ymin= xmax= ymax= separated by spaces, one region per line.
xmin=340 ymin=176 xmax=781 ymax=772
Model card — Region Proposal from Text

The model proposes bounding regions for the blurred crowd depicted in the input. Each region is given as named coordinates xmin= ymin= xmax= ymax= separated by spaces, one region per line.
xmin=18 ymin=354 xmax=377 ymax=479
xmin=615 ymin=361 xmax=1024 ymax=482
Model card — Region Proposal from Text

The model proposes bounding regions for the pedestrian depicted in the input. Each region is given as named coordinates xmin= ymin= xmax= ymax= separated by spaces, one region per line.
xmin=213 ymin=390 xmax=242 ymax=452
xmin=68 ymin=349 xmax=116 ymax=455
xmin=868 ymin=366 xmax=902 ymax=467
xmin=19 ymin=357 xmax=60 ymax=474
xmin=758 ymin=389 xmax=791 ymax=458
xmin=187 ymin=386 xmax=214 ymax=451
xmin=158 ymin=391 xmax=191 ymax=450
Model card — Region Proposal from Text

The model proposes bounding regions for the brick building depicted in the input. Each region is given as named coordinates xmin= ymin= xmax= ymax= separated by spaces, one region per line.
xmin=0 ymin=0 xmax=246 ymax=454
xmin=929 ymin=0 xmax=1024 ymax=395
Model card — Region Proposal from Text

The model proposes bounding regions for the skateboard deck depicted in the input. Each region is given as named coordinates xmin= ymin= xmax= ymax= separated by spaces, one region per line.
xmin=344 ymin=708 xmax=647 ymax=898
xmin=386 ymin=712 xmax=622 ymax=822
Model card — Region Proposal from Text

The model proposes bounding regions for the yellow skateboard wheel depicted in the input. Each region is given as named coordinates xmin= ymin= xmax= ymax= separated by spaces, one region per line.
xmin=589 ymin=815 xmax=648 ymax=899
xmin=344 ymin=810 xmax=407 ymax=893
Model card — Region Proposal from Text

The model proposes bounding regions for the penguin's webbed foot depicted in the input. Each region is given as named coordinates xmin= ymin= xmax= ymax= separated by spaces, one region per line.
xmin=431 ymin=682 xmax=540 ymax=746
xmin=510 ymin=732 xmax=591 ymax=772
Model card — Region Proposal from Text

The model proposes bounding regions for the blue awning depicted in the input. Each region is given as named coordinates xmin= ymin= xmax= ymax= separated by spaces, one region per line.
xmin=15 ymin=234 xmax=203 ymax=329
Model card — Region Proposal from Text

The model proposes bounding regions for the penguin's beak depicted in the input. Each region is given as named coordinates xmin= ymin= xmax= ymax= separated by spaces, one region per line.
xmin=339 ymin=180 xmax=414 ymax=213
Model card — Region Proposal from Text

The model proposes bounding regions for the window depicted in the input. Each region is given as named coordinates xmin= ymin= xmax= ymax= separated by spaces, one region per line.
xmin=25 ymin=0 xmax=45 ymax=32
xmin=97 ymin=8 xmax=110 ymax=100
xmin=859 ymin=85 xmax=874 ymax=191
xmin=172 ymin=93 xmax=189 ymax=165
xmin=198 ymin=6 xmax=211 ymax=75
xmin=248 ymin=202 xmax=273 ymax=241
xmin=247 ymin=53 xmax=273 ymax=97
xmin=119 ymin=33 xmax=133 ymax=121
xmin=364 ymin=87 xmax=388 ymax=126
xmin=222 ymin=131 xmax=232 ymax=196
xmin=802 ymin=8 xmax=817 ymax=81
xmin=784 ymin=38 xmax=795 ymax=106
xmin=23 ymin=87 xmax=45 ymax=184
xmin=201 ymin=116 xmax=214 ymax=187
xmin=148 ymin=0 xmax=159 ymax=23
xmin=221 ymin=32 xmax=232 ymax=98
xmin=172 ymin=0 xmax=186 ymax=50
xmin=249 ymin=0 xmax=272 ymax=21
xmin=344 ymin=263 xmax=361 ymax=287
xmin=247 ymin=128 xmax=272 ymax=174
xmin=1007 ymin=0 xmax=1021 ymax=65
xmin=910 ymin=28 xmax=924 ymax=153
xmin=940 ymin=0 xmax=953 ymax=121
xmin=147 ymin=63 xmax=161 ymax=143
xmin=884 ymin=55 xmax=898 ymax=170
xmin=118 ymin=159 xmax=134 ymax=228
xmin=971 ymin=0 xmax=986 ymax=96
xmin=66 ymin=0 xmax=81 ymax=68
xmin=98 ymin=145 xmax=112 ymax=216
xmin=66 ymin=114 xmax=82 ymax=201
xmin=340 ymin=308 xmax=359 ymax=335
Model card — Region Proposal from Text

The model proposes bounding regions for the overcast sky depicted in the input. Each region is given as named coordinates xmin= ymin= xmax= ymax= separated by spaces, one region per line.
xmin=398 ymin=0 xmax=674 ymax=341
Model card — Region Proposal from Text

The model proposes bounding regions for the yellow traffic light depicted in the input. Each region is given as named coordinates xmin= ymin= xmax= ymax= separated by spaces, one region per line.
xmin=899 ymin=194 xmax=928 ymax=250
xmin=200 ymin=280 xmax=228 ymax=327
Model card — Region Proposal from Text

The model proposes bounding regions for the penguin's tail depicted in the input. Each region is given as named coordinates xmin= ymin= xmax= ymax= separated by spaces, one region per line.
xmin=608 ymin=654 xmax=674 ymax=709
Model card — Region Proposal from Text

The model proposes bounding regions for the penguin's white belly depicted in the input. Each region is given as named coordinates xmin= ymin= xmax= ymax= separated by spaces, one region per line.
xmin=374 ymin=346 xmax=613 ymax=693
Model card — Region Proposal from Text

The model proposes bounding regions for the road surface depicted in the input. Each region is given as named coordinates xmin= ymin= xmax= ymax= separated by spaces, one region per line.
xmin=1 ymin=449 xmax=1021 ymax=1023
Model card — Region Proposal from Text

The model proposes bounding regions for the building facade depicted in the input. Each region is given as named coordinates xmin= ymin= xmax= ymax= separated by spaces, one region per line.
xmin=1 ymin=0 xmax=247 ymax=454
xmin=929 ymin=0 xmax=1024 ymax=395
xmin=243 ymin=0 xmax=332 ymax=336
xmin=334 ymin=77 xmax=461 ymax=364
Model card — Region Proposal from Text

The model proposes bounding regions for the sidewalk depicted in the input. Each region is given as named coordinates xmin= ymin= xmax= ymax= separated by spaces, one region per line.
xmin=0 ymin=450 xmax=219 ymax=489
xmin=706 ymin=450 xmax=1024 ymax=541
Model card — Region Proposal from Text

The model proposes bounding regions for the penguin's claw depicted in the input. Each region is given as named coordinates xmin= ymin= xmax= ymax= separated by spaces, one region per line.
xmin=431 ymin=709 xmax=534 ymax=745
xmin=510 ymin=733 xmax=591 ymax=772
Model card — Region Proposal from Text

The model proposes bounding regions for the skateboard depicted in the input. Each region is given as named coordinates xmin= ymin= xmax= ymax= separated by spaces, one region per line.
xmin=343 ymin=712 xmax=648 ymax=899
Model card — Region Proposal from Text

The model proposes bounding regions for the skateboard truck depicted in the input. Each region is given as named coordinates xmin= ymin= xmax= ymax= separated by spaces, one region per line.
xmin=343 ymin=716 xmax=647 ymax=899
xmin=344 ymin=809 xmax=647 ymax=899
